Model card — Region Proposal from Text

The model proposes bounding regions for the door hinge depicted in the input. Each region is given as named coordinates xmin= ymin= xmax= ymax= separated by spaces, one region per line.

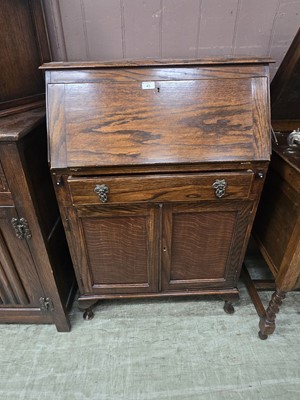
xmin=65 ymin=217 xmax=71 ymax=231
xmin=11 ymin=218 xmax=32 ymax=240
xmin=39 ymin=297 xmax=54 ymax=312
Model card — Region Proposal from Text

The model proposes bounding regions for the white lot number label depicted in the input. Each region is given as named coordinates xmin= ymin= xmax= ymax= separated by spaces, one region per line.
xmin=141 ymin=81 xmax=156 ymax=90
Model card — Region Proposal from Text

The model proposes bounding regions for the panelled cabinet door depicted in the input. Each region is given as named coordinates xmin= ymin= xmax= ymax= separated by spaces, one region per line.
xmin=0 ymin=207 xmax=45 ymax=307
xmin=66 ymin=204 xmax=160 ymax=295
xmin=161 ymin=201 xmax=253 ymax=291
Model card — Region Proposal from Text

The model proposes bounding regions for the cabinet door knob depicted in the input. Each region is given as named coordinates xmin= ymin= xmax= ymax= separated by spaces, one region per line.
xmin=94 ymin=184 xmax=109 ymax=203
xmin=212 ymin=179 xmax=227 ymax=198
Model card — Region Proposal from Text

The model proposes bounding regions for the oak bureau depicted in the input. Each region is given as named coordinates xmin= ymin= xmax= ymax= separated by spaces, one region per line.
xmin=41 ymin=58 xmax=271 ymax=320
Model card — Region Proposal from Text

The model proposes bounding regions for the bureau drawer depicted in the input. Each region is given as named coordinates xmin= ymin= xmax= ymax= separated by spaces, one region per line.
xmin=68 ymin=171 xmax=254 ymax=205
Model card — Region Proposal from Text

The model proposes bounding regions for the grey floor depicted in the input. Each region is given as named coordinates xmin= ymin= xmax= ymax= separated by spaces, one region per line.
xmin=1 ymin=259 xmax=300 ymax=400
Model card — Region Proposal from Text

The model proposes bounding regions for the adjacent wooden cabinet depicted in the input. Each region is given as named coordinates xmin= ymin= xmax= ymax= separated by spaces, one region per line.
xmin=42 ymin=59 xmax=271 ymax=319
xmin=247 ymin=28 xmax=300 ymax=339
xmin=0 ymin=109 xmax=76 ymax=331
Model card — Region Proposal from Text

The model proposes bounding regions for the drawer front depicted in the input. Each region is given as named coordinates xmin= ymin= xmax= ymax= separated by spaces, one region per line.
xmin=68 ymin=171 xmax=254 ymax=205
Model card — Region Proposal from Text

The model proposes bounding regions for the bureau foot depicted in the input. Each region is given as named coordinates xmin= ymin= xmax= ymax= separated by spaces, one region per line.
xmin=83 ymin=307 xmax=94 ymax=321
xmin=258 ymin=331 xmax=268 ymax=340
xmin=78 ymin=299 xmax=98 ymax=321
xmin=258 ymin=290 xmax=286 ymax=340
xmin=223 ymin=301 xmax=235 ymax=314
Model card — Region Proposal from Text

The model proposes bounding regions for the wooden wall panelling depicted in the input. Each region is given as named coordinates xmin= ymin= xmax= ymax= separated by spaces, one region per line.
xmin=55 ymin=0 xmax=87 ymax=60
xmin=161 ymin=0 xmax=200 ymax=58
xmin=41 ymin=0 xmax=67 ymax=61
xmin=0 ymin=0 xmax=51 ymax=116
xmin=123 ymin=0 xmax=161 ymax=58
xmin=271 ymin=27 xmax=300 ymax=122
xmin=268 ymin=1 xmax=300 ymax=80
xmin=197 ymin=0 xmax=239 ymax=57
xmin=233 ymin=0 xmax=280 ymax=57
xmin=42 ymin=0 xmax=300 ymax=81
xmin=81 ymin=0 xmax=123 ymax=60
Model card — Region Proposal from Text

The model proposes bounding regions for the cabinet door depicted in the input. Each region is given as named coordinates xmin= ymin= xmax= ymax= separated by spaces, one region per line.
xmin=0 ymin=207 xmax=46 ymax=308
xmin=161 ymin=201 xmax=253 ymax=291
xmin=66 ymin=204 xmax=160 ymax=295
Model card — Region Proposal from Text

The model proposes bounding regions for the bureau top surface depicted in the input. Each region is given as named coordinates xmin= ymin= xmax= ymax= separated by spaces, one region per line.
xmin=44 ymin=59 xmax=271 ymax=169
xmin=41 ymin=57 xmax=273 ymax=70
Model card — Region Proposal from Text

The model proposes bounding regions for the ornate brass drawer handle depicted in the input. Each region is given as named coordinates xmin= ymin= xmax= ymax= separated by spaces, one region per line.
xmin=94 ymin=184 xmax=109 ymax=203
xmin=212 ymin=179 xmax=227 ymax=198
xmin=11 ymin=217 xmax=32 ymax=240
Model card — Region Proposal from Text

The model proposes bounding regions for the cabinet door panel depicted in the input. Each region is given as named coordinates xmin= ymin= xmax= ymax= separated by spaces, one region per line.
xmin=67 ymin=204 xmax=159 ymax=294
xmin=0 ymin=207 xmax=45 ymax=307
xmin=161 ymin=201 xmax=253 ymax=291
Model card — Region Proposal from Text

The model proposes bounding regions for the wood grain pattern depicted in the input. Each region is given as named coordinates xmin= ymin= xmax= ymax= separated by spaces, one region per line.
xmin=44 ymin=62 xmax=271 ymax=168
xmin=0 ymin=162 xmax=9 ymax=191
xmin=0 ymin=108 xmax=45 ymax=142
xmin=251 ymin=77 xmax=271 ymax=160
xmin=0 ymin=193 xmax=14 ymax=207
xmin=0 ymin=231 xmax=29 ymax=305
xmin=47 ymin=84 xmax=67 ymax=168
xmin=63 ymin=77 xmax=256 ymax=166
xmin=82 ymin=216 xmax=150 ymax=284
xmin=161 ymin=201 xmax=253 ymax=291
xmin=0 ymin=0 xmax=43 ymax=102
xmin=41 ymin=57 xmax=272 ymax=69
xmin=69 ymin=204 xmax=159 ymax=294
xmin=165 ymin=209 xmax=236 ymax=281
xmin=45 ymin=65 xmax=269 ymax=84
xmin=0 ymin=0 xmax=50 ymax=116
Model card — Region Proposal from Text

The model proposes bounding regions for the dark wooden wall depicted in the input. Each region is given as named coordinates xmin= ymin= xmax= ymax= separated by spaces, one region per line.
xmin=43 ymin=0 xmax=300 ymax=79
